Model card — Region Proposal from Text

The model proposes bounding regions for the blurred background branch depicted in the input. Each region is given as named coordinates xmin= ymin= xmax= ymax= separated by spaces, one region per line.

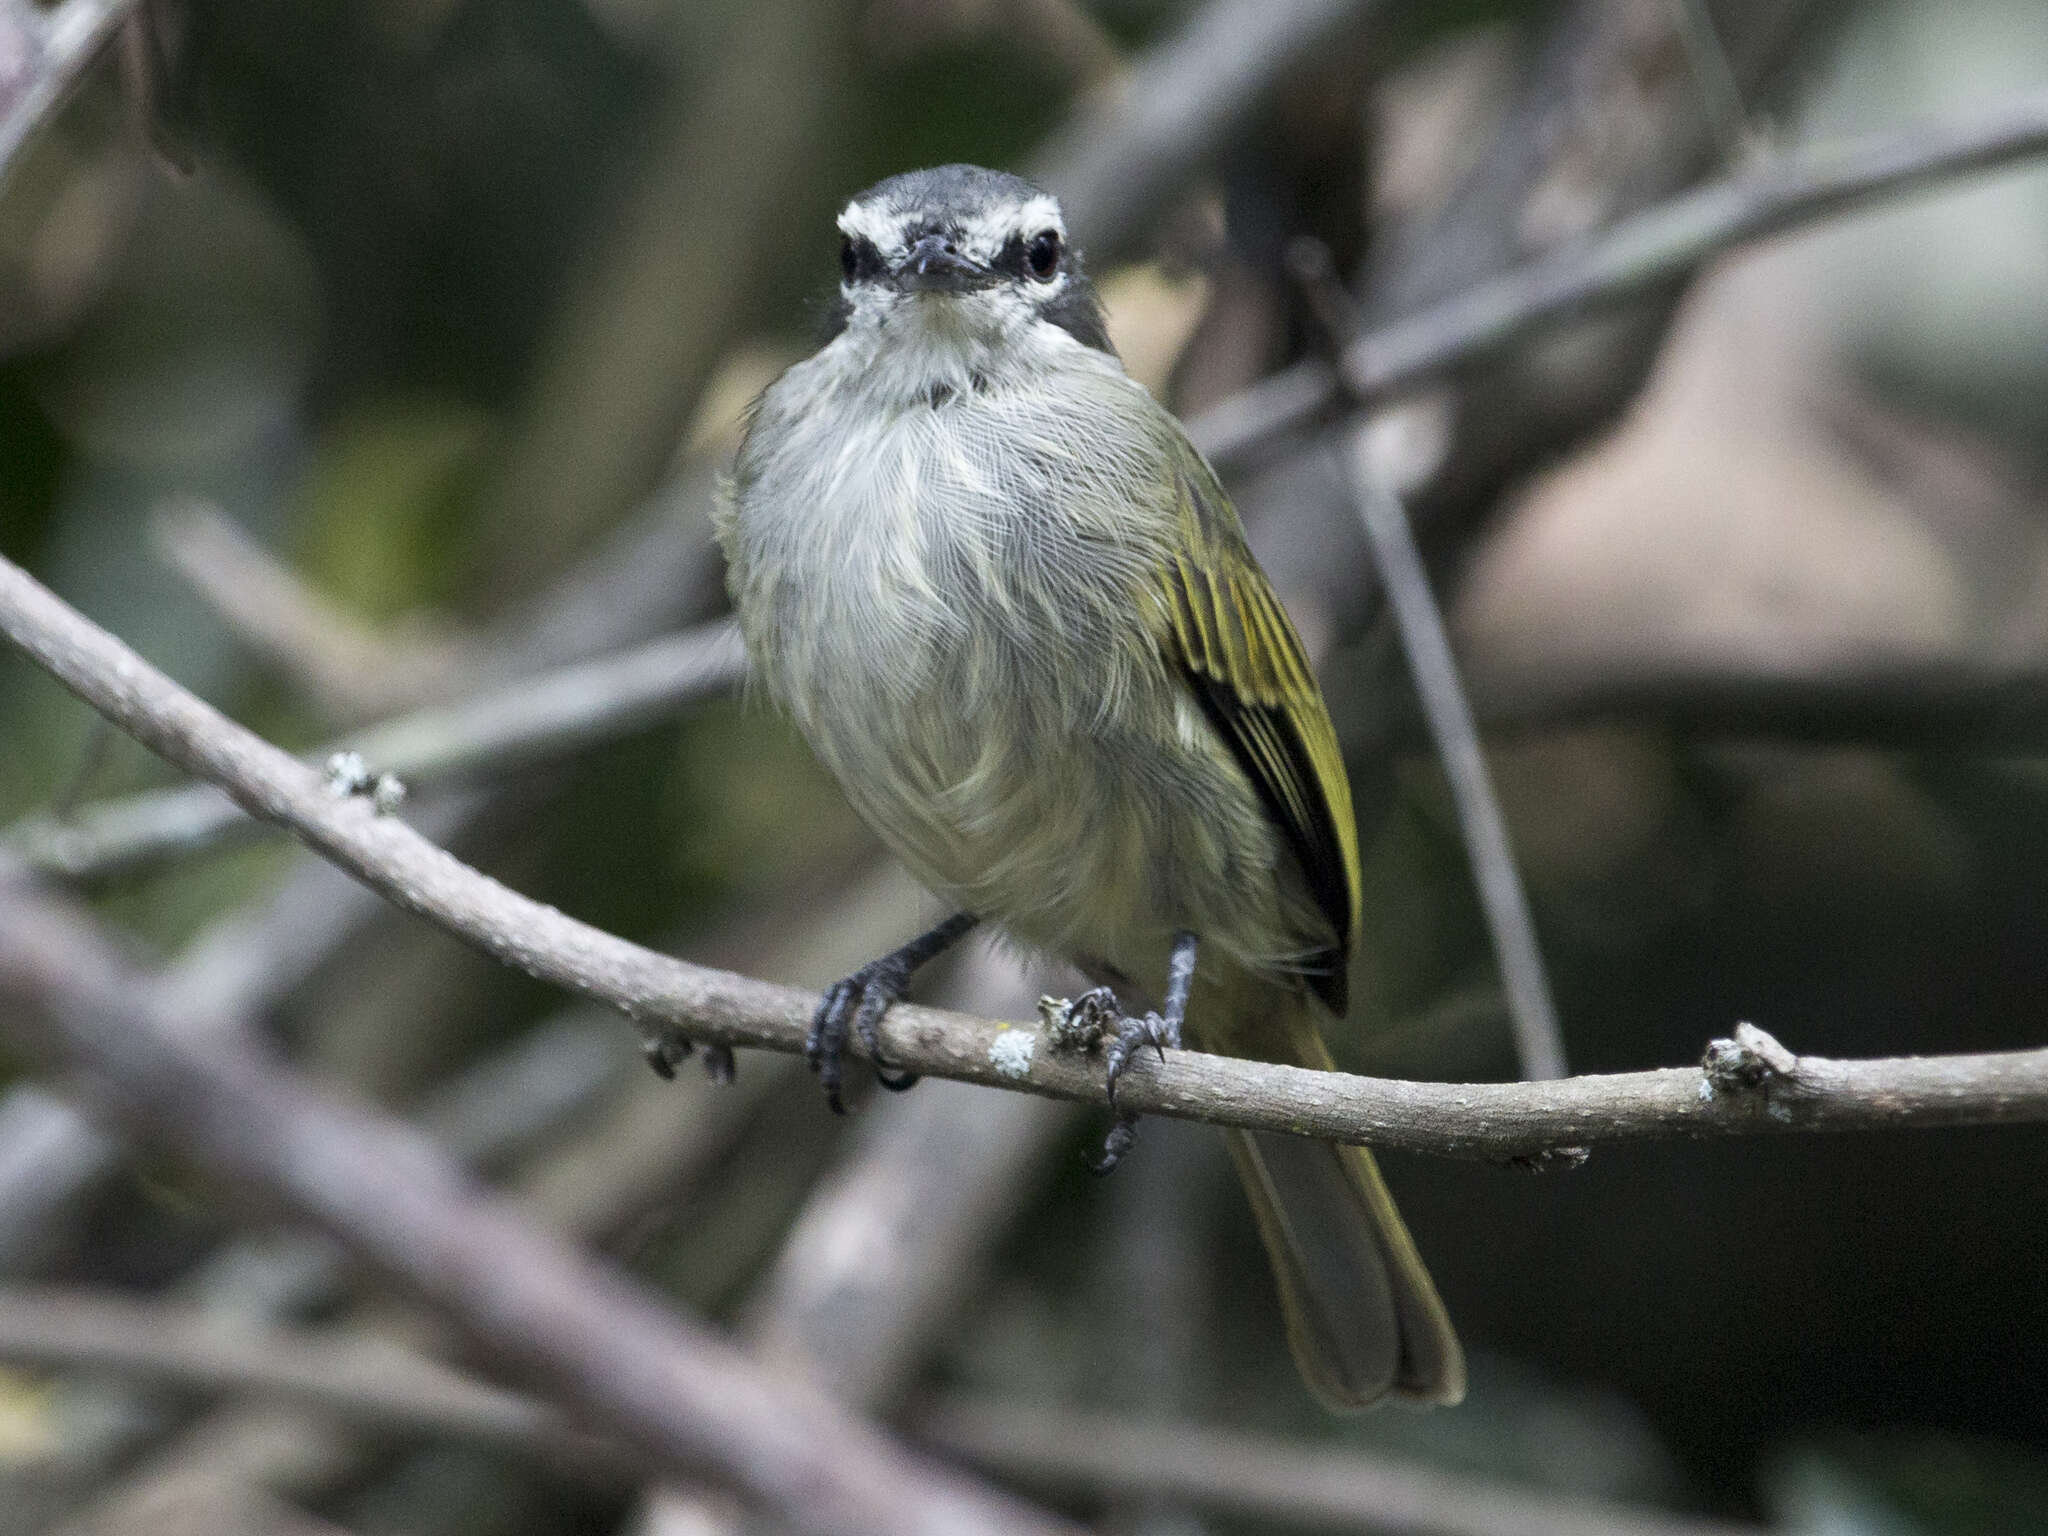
xmin=918 ymin=1396 xmax=1766 ymax=1536
xmin=1341 ymin=85 xmax=2048 ymax=403
xmin=1344 ymin=442 xmax=1566 ymax=1082
xmin=1188 ymin=83 xmax=2048 ymax=468
xmin=0 ymin=0 xmax=137 ymax=188
xmin=4 ymin=612 xmax=743 ymax=878
xmin=0 ymin=874 xmax=1083 ymax=1536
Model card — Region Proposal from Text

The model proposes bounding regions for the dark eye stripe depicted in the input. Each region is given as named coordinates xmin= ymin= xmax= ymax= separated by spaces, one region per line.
xmin=991 ymin=234 xmax=1032 ymax=280
xmin=839 ymin=234 xmax=885 ymax=283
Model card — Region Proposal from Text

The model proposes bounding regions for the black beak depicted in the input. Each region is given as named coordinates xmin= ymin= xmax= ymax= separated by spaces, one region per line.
xmin=895 ymin=234 xmax=992 ymax=293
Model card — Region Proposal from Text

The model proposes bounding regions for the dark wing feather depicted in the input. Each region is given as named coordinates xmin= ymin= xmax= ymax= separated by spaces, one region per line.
xmin=1154 ymin=450 xmax=1361 ymax=1013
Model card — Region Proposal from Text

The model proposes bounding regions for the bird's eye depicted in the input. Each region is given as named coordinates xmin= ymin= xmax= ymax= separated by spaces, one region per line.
xmin=840 ymin=236 xmax=859 ymax=282
xmin=1025 ymin=230 xmax=1061 ymax=281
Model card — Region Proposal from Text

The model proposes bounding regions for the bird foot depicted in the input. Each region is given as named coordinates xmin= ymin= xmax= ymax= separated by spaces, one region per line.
xmin=1043 ymin=986 xmax=1180 ymax=1174
xmin=807 ymin=955 xmax=921 ymax=1114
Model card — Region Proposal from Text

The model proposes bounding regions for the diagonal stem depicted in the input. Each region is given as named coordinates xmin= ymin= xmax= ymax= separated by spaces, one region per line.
xmin=1342 ymin=444 xmax=1568 ymax=1082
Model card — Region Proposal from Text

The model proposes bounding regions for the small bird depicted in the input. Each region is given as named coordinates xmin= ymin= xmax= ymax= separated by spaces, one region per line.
xmin=715 ymin=164 xmax=1462 ymax=1409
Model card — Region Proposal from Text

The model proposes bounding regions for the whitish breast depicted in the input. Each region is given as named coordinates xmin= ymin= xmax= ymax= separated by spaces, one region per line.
xmin=727 ymin=370 xmax=1292 ymax=973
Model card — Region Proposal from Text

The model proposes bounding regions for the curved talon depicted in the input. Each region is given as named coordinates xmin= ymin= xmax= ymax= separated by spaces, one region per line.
xmin=1059 ymin=994 xmax=1183 ymax=1172
xmin=1045 ymin=987 xmax=1180 ymax=1170
xmin=851 ymin=966 xmax=916 ymax=1088
xmin=805 ymin=914 xmax=976 ymax=1114
xmin=1103 ymin=1010 xmax=1178 ymax=1115
xmin=642 ymin=1033 xmax=693 ymax=1081
xmin=807 ymin=979 xmax=861 ymax=1114
xmin=807 ymin=957 xmax=920 ymax=1112
xmin=700 ymin=1043 xmax=737 ymax=1085
xmin=1091 ymin=1114 xmax=1139 ymax=1176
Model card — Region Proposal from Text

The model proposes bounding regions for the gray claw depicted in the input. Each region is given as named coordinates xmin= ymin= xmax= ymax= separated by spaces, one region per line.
xmin=1090 ymin=1114 xmax=1140 ymax=1176
xmin=1042 ymin=988 xmax=1181 ymax=1172
xmin=642 ymin=1032 xmax=694 ymax=1081
xmin=807 ymin=958 xmax=918 ymax=1113
xmin=1103 ymin=1010 xmax=1177 ymax=1114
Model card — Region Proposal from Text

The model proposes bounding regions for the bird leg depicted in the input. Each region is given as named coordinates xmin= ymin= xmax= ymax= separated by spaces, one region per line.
xmin=808 ymin=912 xmax=979 ymax=1113
xmin=1086 ymin=929 xmax=1197 ymax=1175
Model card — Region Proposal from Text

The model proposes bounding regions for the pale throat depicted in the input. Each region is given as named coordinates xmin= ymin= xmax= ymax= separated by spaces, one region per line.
xmin=835 ymin=295 xmax=1074 ymax=409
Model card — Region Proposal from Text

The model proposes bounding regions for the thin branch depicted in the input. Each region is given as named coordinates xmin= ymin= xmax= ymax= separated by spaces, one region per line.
xmin=1345 ymin=87 xmax=2048 ymax=400
xmin=1032 ymin=0 xmax=1386 ymax=256
xmin=916 ymin=1395 xmax=1764 ymax=1536
xmin=747 ymin=947 xmax=1077 ymax=1407
xmin=1000 ymin=0 xmax=1121 ymax=90
xmin=0 ymin=880 xmax=1081 ymax=1536
xmin=1669 ymin=0 xmax=1750 ymax=163
xmin=0 ymin=1289 xmax=1779 ymax=1536
xmin=152 ymin=502 xmax=482 ymax=723
xmin=0 ymin=1286 xmax=634 ymax=1477
xmin=1185 ymin=88 xmax=2048 ymax=470
xmin=5 ymin=620 xmax=745 ymax=878
xmin=1343 ymin=447 xmax=1566 ymax=1082
xmin=4 ymin=551 xmax=2048 ymax=1158
xmin=1184 ymin=356 xmax=1337 ymax=468
xmin=0 ymin=837 xmax=444 ymax=1271
xmin=0 ymin=0 xmax=137 ymax=191
xmin=476 ymin=1 xmax=857 ymax=600
xmin=72 ymin=877 xmax=865 ymax=1528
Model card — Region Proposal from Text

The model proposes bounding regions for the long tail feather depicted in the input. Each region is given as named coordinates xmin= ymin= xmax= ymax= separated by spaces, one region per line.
xmin=1222 ymin=1000 xmax=1464 ymax=1409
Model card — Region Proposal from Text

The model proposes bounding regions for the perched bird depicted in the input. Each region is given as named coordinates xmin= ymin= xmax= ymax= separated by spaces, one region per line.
xmin=715 ymin=164 xmax=1463 ymax=1409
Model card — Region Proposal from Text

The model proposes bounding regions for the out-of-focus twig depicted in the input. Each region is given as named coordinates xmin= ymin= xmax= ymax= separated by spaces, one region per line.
xmin=1343 ymin=443 xmax=1566 ymax=1082
xmin=0 ymin=1285 xmax=1777 ymax=1536
xmin=0 ymin=1287 xmax=635 ymax=1477
xmin=637 ymin=888 xmax=1068 ymax=1534
xmin=1183 ymin=357 xmax=1337 ymax=468
xmin=747 ymin=944 xmax=1077 ymax=1408
xmin=159 ymin=473 xmax=722 ymax=727
xmin=1000 ymin=0 xmax=1121 ymax=89
xmin=1186 ymin=87 xmax=2048 ymax=470
xmin=487 ymin=466 xmax=726 ymax=680
xmin=5 ymin=619 xmax=744 ymax=879
xmin=1341 ymin=89 xmax=2048 ymax=400
xmin=1351 ymin=84 xmax=2048 ymax=403
xmin=0 ymin=0 xmax=137 ymax=191
xmin=916 ymin=1396 xmax=1766 ymax=1536
xmin=5 ymin=552 xmax=2048 ymax=1159
xmin=0 ymin=831 xmax=464 ymax=1273
xmin=1670 ymin=0 xmax=1751 ymax=163
xmin=479 ymin=0 xmax=856 ymax=600
xmin=65 ymin=863 xmax=890 ymax=1528
xmin=0 ymin=879 xmax=1083 ymax=1536
xmin=152 ymin=502 xmax=482 ymax=723
xmin=1033 ymin=0 xmax=1387 ymax=256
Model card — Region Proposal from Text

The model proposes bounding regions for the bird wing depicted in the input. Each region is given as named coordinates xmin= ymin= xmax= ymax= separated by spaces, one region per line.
xmin=1151 ymin=440 xmax=1361 ymax=1014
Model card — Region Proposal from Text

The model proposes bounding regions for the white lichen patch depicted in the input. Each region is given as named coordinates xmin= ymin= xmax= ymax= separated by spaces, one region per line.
xmin=987 ymin=1027 xmax=1037 ymax=1079
xmin=370 ymin=773 xmax=407 ymax=814
xmin=325 ymin=751 xmax=372 ymax=797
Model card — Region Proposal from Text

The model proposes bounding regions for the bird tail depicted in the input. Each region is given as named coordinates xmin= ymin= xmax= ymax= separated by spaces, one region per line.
xmin=1221 ymin=998 xmax=1465 ymax=1410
